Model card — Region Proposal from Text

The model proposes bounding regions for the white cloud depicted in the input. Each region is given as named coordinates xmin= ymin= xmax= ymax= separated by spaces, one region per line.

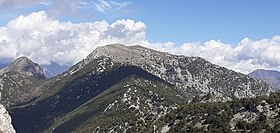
xmin=94 ymin=0 xmax=111 ymax=13
xmin=0 ymin=0 xmax=82 ymax=18
xmin=1 ymin=11 xmax=280 ymax=74
xmin=39 ymin=1 xmax=49 ymax=6
xmin=149 ymin=36 xmax=280 ymax=74
xmin=0 ymin=0 xmax=132 ymax=17
xmin=92 ymin=0 xmax=132 ymax=13
xmin=0 ymin=11 xmax=147 ymax=65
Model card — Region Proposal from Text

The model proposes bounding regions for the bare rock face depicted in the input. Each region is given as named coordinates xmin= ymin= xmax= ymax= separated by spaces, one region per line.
xmin=0 ymin=104 xmax=15 ymax=133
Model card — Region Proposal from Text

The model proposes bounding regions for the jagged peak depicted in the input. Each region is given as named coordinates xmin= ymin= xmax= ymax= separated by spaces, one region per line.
xmin=0 ymin=56 xmax=47 ymax=80
xmin=9 ymin=57 xmax=34 ymax=67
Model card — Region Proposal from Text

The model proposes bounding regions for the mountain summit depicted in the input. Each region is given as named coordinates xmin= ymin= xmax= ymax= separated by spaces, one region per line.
xmin=77 ymin=44 xmax=274 ymax=101
xmin=0 ymin=57 xmax=47 ymax=80
xmin=10 ymin=44 xmax=275 ymax=132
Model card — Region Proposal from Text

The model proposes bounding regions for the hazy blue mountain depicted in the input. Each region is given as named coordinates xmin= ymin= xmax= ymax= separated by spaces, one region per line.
xmin=0 ymin=63 xmax=8 ymax=69
xmin=249 ymin=69 xmax=280 ymax=90
xmin=0 ymin=58 xmax=13 ymax=69
xmin=42 ymin=61 xmax=70 ymax=78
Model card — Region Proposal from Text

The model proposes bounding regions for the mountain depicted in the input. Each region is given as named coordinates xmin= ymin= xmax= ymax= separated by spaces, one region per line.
xmin=12 ymin=66 xmax=187 ymax=133
xmin=0 ymin=57 xmax=46 ymax=80
xmin=42 ymin=61 xmax=70 ymax=78
xmin=0 ymin=103 xmax=15 ymax=133
xmin=79 ymin=44 xmax=274 ymax=100
xmin=10 ymin=44 xmax=274 ymax=133
xmin=249 ymin=69 xmax=280 ymax=90
xmin=0 ymin=57 xmax=47 ymax=107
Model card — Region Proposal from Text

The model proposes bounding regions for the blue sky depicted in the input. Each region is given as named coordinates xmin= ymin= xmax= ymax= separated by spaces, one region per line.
xmin=0 ymin=0 xmax=279 ymax=45
xmin=135 ymin=0 xmax=280 ymax=45
xmin=1 ymin=0 xmax=280 ymax=73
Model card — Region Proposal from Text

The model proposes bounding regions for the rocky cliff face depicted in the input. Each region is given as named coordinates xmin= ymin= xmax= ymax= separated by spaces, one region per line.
xmin=0 ymin=104 xmax=15 ymax=133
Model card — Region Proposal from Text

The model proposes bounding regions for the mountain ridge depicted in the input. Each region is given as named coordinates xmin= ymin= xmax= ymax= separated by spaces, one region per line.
xmin=9 ymin=44 xmax=276 ymax=133
xmin=74 ymin=44 xmax=275 ymax=100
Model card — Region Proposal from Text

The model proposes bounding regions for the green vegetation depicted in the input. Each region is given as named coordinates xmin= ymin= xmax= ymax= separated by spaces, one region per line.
xmin=0 ymin=71 xmax=44 ymax=107
xmin=153 ymin=92 xmax=280 ymax=133
xmin=7 ymin=49 xmax=278 ymax=133
xmin=49 ymin=75 xmax=186 ymax=133
xmin=10 ymin=61 xmax=187 ymax=133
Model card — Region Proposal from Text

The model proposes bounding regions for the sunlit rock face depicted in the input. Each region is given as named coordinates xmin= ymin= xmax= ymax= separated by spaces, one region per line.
xmin=0 ymin=104 xmax=15 ymax=133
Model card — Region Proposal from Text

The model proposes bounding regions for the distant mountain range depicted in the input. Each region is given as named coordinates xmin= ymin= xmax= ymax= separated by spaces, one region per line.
xmin=249 ymin=69 xmax=280 ymax=90
xmin=42 ymin=61 xmax=70 ymax=78
xmin=0 ymin=44 xmax=278 ymax=132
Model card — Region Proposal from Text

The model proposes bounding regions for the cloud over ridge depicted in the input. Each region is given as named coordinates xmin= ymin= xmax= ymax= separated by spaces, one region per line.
xmin=0 ymin=11 xmax=147 ymax=65
xmin=0 ymin=11 xmax=280 ymax=74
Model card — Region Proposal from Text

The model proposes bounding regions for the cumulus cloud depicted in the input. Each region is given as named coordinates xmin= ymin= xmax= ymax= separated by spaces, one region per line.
xmin=1 ymin=11 xmax=280 ymax=74
xmin=150 ymin=37 xmax=280 ymax=74
xmin=0 ymin=11 xmax=148 ymax=65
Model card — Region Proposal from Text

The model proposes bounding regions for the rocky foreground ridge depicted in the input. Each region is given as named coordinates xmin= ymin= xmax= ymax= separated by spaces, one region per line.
xmin=0 ymin=104 xmax=15 ymax=133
